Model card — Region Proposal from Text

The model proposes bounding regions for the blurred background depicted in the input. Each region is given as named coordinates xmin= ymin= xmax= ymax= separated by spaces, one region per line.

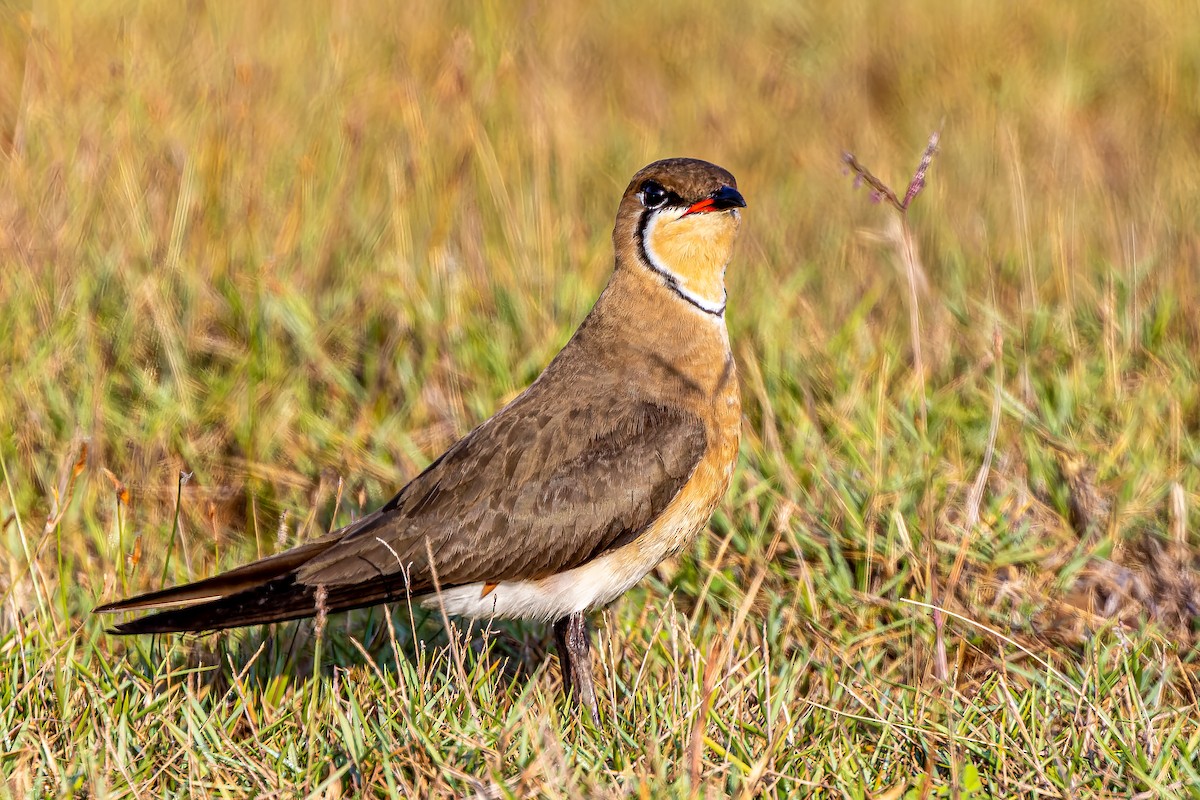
xmin=3 ymin=0 xmax=1196 ymax=549
xmin=2 ymin=0 xmax=1199 ymax=793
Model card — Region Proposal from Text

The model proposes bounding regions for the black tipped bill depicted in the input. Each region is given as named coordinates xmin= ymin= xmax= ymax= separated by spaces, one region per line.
xmin=684 ymin=185 xmax=746 ymax=215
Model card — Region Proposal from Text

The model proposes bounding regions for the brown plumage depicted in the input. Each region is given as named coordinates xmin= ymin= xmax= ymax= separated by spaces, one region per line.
xmin=95 ymin=157 xmax=746 ymax=722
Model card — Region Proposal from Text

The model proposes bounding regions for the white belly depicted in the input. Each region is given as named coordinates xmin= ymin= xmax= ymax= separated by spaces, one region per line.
xmin=420 ymin=551 xmax=649 ymax=621
xmin=419 ymin=490 xmax=708 ymax=621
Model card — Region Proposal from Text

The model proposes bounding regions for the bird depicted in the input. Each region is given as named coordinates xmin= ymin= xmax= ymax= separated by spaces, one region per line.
xmin=95 ymin=157 xmax=746 ymax=724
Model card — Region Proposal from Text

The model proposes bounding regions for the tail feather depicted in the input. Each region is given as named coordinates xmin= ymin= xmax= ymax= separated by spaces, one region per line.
xmin=93 ymin=531 xmax=343 ymax=621
xmin=95 ymin=511 xmax=434 ymax=636
xmin=105 ymin=570 xmax=421 ymax=635
xmin=106 ymin=575 xmax=322 ymax=635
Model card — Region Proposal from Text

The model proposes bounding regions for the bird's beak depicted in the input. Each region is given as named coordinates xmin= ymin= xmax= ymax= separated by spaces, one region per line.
xmin=684 ymin=185 xmax=747 ymax=216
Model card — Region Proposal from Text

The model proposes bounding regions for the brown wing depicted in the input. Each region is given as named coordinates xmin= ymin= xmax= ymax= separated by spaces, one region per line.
xmin=103 ymin=391 xmax=705 ymax=634
xmin=298 ymin=395 xmax=706 ymax=589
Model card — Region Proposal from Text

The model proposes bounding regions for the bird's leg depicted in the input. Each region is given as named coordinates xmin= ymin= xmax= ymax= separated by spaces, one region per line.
xmin=553 ymin=616 xmax=574 ymax=700
xmin=553 ymin=612 xmax=599 ymax=725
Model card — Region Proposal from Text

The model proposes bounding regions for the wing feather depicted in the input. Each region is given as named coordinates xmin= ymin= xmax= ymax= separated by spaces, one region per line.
xmin=101 ymin=389 xmax=706 ymax=634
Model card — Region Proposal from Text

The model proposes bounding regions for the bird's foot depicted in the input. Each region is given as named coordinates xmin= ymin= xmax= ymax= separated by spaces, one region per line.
xmin=553 ymin=612 xmax=600 ymax=726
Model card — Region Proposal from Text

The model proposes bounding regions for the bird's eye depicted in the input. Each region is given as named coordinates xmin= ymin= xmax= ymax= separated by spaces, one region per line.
xmin=640 ymin=181 xmax=669 ymax=210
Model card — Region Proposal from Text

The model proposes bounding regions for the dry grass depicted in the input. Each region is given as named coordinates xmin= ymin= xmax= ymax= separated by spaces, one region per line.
xmin=2 ymin=0 xmax=1199 ymax=796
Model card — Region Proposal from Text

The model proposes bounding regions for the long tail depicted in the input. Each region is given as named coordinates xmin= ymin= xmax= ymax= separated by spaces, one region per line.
xmin=101 ymin=575 xmax=330 ymax=635
xmin=94 ymin=532 xmax=343 ymax=635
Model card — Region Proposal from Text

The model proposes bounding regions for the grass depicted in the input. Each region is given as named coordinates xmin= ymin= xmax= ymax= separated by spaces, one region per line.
xmin=2 ymin=0 xmax=1199 ymax=796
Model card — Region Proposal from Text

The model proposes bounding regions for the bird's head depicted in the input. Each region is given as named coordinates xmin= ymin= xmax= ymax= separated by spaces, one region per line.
xmin=613 ymin=158 xmax=746 ymax=316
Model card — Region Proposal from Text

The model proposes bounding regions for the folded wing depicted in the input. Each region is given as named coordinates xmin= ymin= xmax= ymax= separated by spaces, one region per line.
xmin=99 ymin=391 xmax=706 ymax=634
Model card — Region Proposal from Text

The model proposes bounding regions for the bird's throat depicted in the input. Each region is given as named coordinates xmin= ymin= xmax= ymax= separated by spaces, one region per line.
xmin=638 ymin=210 xmax=738 ymax=315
